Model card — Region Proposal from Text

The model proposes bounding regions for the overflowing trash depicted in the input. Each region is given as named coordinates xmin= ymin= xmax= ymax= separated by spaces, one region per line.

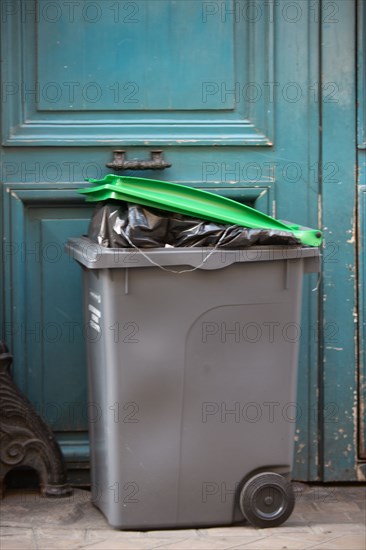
xmin=88 ymin=201 xmax=304 ymax=249
xmin=79 ymin=175 xmax=323 ymax=247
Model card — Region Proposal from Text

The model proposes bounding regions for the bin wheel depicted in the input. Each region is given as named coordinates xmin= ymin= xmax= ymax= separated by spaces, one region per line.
xmin=239 ymin=472 xmax=295 ymax=528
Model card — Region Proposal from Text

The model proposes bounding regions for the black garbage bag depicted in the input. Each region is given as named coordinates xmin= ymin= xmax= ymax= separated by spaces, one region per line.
xmin=87 ymin=201 xmax=302 ymax=248
xmin=88 ymin=201 xmax=169 ymax=248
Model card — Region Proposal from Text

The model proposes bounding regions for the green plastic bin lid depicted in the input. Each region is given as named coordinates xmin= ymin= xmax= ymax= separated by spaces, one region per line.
xmin=78 ymin=174 xmax=322 ymax=247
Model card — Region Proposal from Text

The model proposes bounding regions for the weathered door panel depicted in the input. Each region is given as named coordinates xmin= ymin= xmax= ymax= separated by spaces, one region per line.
xmin=357 ymin=0 xmax=366 ymax=463
xmin=2 ymin=0 xmax=273 ymax=146
xmin=358 ymin=187 xmax=366 ymax=462
xmin=320 ymin=0 xmax=362 ymax=481
xmin=2 ymin=186 xmax=93 ymax=461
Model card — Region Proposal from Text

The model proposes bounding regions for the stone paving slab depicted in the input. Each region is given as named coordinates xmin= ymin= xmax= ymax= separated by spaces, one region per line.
xmin=0 ymin=484 xmax=365 ymax=550
xmin=0 ymin=527 xmax=36 ymax=550
xmin=305 ymin=535 xmax=366 ymax=549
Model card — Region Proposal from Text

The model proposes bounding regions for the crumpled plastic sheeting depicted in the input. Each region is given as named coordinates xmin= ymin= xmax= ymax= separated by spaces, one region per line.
xmin=87 ymin=201 xmax=302 ymax=248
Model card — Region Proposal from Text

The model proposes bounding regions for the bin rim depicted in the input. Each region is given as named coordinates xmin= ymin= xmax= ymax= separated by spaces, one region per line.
xmin=65 ymin=237 xmax=320 ymax=272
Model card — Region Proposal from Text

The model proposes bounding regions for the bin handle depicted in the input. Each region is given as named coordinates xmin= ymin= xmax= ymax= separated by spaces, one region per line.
xmin=106 ymin=150 xmax=172 ymax=171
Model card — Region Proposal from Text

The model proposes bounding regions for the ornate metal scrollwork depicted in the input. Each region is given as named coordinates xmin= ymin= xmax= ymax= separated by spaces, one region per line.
xmin=0 ymin=342 xmax=72 ymax=497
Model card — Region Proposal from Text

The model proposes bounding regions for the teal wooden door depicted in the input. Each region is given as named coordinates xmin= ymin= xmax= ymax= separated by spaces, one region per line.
xmin=0 ymin=0 xmax=362 ymax=481
xmin=357 ymin=0 xmax=366 ymax=464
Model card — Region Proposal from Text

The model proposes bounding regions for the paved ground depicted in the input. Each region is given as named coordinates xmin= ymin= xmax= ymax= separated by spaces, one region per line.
xmin=0 ymin=484 xmax=365 ymax=549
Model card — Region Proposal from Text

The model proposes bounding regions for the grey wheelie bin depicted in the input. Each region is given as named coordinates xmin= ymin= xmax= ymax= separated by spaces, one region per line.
xmin=65 ymin=237 xmax=320 ymax=530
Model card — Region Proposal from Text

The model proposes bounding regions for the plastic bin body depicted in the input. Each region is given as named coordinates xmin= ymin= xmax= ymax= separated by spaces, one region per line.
xmin=66 ymin=238 xmax=320 ymax=529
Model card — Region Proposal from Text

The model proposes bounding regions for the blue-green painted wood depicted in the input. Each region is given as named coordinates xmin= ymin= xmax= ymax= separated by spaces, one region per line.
xmin=357 ymin=0 xmax=366 ymax=151
xmin=37 ymin=0 xmax=234 ymax=111
xmin=1 ymin=0 xmax=273 ymax=145
xmin=321 ymin=1 xmax=359 ymax=481
xmin=271 ymin=1 xmax=321 ymax=481
xmin=0 ymin=0 xmax=360 ymax=479
xmin=2 ymin=184 xmax=93 ymax=459
xmin=357 ymin=0 xmax=366 ymax=461
xmin=26 ymin=214 xmax=88 ymax=430
xmin=358 ymin=186 xmax=366 ymax=460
